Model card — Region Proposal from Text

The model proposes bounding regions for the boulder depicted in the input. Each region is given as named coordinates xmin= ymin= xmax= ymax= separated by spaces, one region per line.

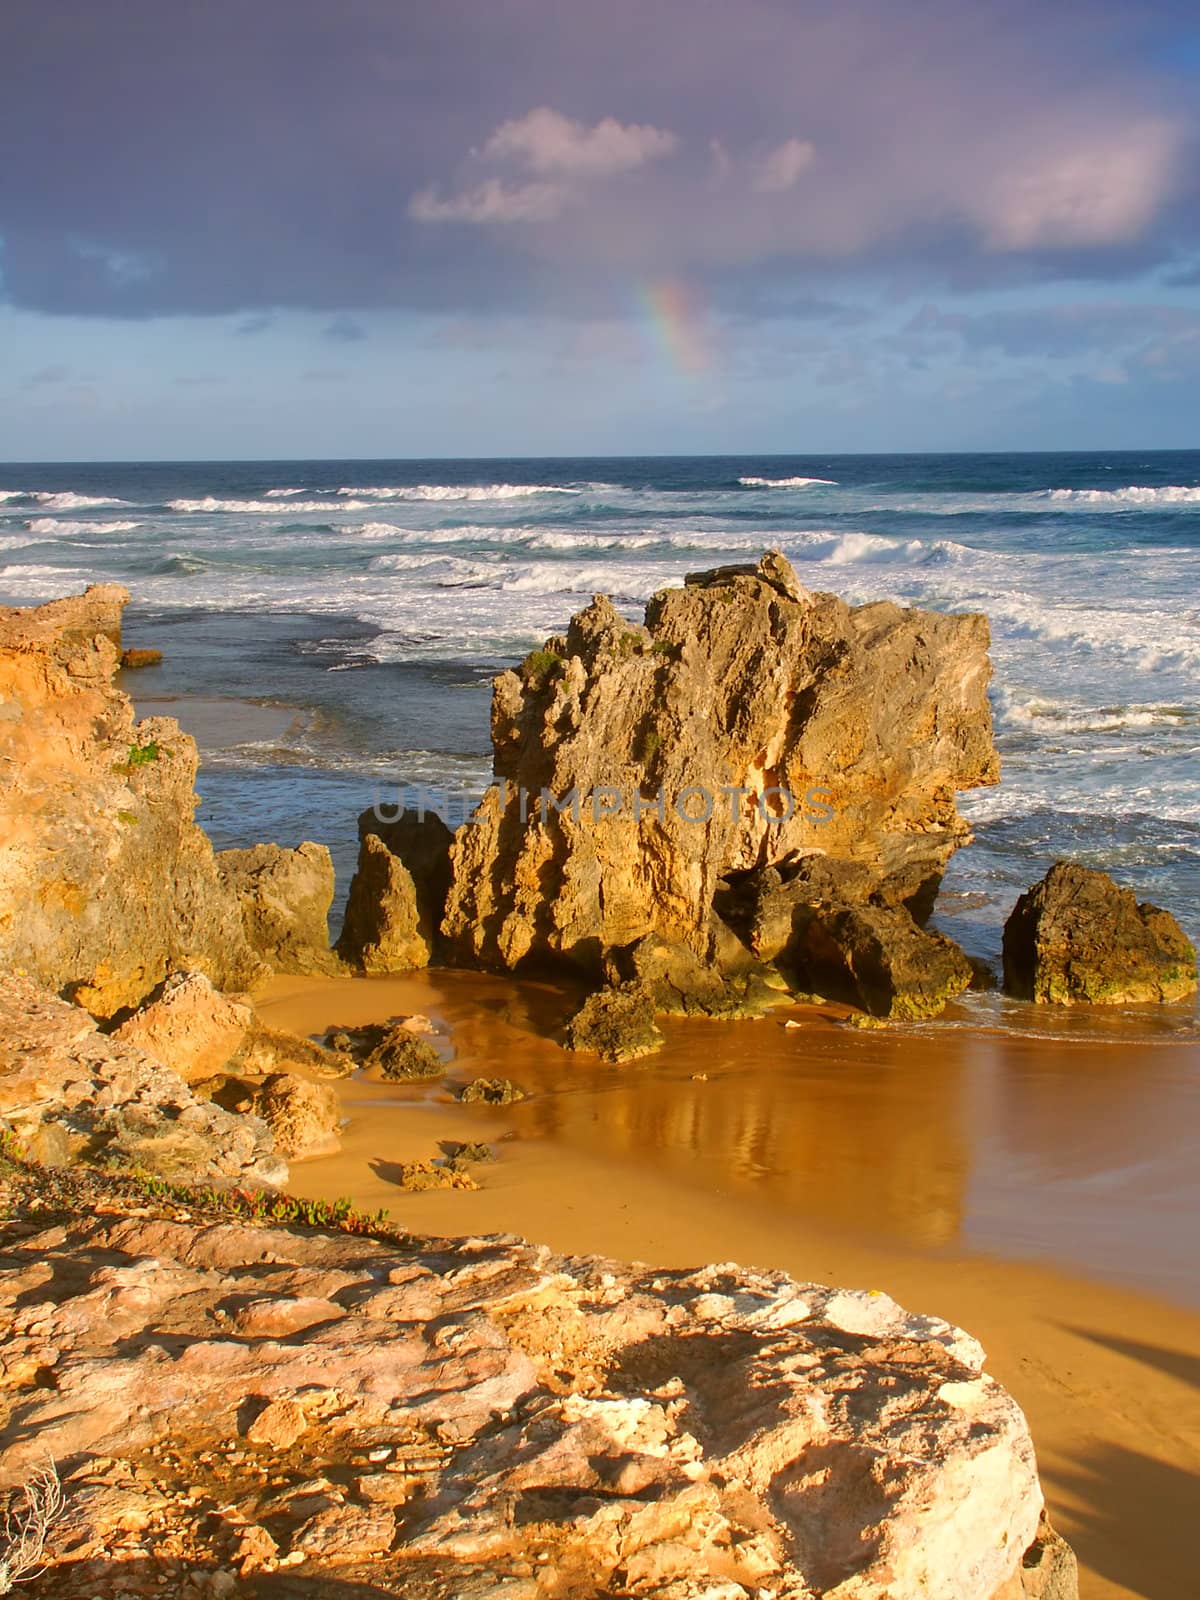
xmin=457 ymin=1076 xmax=525 ymax=1104
xmin=0 ymin=971 xmax=285 ymax=1188
xmin=566 ymin=982 xmax=665 ymax=1062
xmin=0 ymin=1189 xmax=1070 ymax=1600
xmin=785 ymin=903 xmax=975 ymax=1020
xmin=232 ymin=1020 xmax=355 ymax=1080
xmin=1003 ymin=862 xmax=1197 ymax=1005
xmin=112 ymin=971 xmax=251 ymax=1082
xmin=362 ymin=1023 xmax=444 ymax=1080
xmin=443 ymin=552 xmax=998 ymax=974
xmin=357 ymin=804 xmax=454 ymax=924
xmin=0 ymin=587 xmax=265 ymax=1015
xmin=118 ymin=647 xmax=163 ymax=669
xmin=603 ymin=932 xmax=786 ymax=1018
xmin=335 ymin=835 xmax=429 ymax=973
xmin=252 ymin=1074 xmax=341 ymax=1160
xmin=216 ymin=841 xmax=339 ymax=975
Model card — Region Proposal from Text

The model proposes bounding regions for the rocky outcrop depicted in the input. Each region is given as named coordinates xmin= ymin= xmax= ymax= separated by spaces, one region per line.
xmin=0 ymin=587 xmax=264 ymax=1016
xmin=216 ymin=840 xmax=339 ymax=975
xmin=112 ymin=970 xmax=252 ymax=1083
xmin=0 ymin=973 xmax=285 ymax=1187
xmin=442 ymin=553 xmax=998 ymax=978
xmin=361 ymin=1021 xmax=445 ymax=1080
xmin=336 ymin=806 xmax=454 ymax=973
xmin=0 ymin=1184 xmax=1070 ymax=1600
xmin=1003 ymin=862 xmax=1198 ymax=1005
xmin=252 ymin=1073 xmax=341 ymax=1160
xmin=785 ymin=903 xmax=974 ymax=1019
xmin=566 ymin=982 xmax=665 ymax=1062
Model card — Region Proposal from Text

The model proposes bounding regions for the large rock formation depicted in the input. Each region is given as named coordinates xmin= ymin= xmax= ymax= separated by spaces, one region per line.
xmin=0 ymin=587 xmax=264 ymax=1016
xmin=443 ymin=554 xmax=998 ymax=976
xmin=337 ymin=808 xmax=454 ymax=973
xmin=0 ymin=972 xmax=285 ymax=1187
xmin=1003 ymin=861 xmax=1197 ymax=1005
xmin=216 ymin=840 xmax=339 ymax=975
xmin=0 ymin=1182 xmax=1072 ymax=1600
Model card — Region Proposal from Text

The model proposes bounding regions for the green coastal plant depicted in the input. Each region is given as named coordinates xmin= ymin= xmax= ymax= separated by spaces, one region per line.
xmin=126 ymin=740 xmax=166 ymax=767
xmin=115 ymin=810 xmax=138 ymax=826
xmin=521 ymin=648 xmax=564 ymax=683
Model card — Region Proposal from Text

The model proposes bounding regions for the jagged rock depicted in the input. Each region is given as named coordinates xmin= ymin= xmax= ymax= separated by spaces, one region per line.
xmin=0 ymin=1194 xmax=1069 ymax=1600
xmin=335 ymin=834 xmax=428 ymax=973
xmin=0 ymin=587 xmax=265 ymax=1015
xmin=216 ymin=841 xmax=339 ymax=975
xmin=0 ymin=972 xmax=285 ymax=1188
xmin=566 ymin=982 xmax=665 ymax=1062
xmin=603 ymin=933 xmax=786 ymax=1017
xmin=231 ymin=1019 xmax=355 ymax=1079
xmin=336 ymin=806 xmax=454 ymax=973
xmin=359 ymin=804 xmax=454 ymax=921
xmin=112 ymin=970 xmax=252 ymax=1082
xmin=443 ymin=552 xmax=998 ymax=974
xmin=363 ymin=1024 xmax=444 ymax=1080
xmin=118 ymin=647 xmax=163 ymax=669
xmin=457 ymin=1077 xmax=525 ymax=1104
xmin=1003 ymin=862 xmax=1197 ymax=1005
xmin=252 ymin=1074 xmax=341 ymax=1160
xmin=784 ymin=903 xmax=975 ymax=1020
xmin=725 ymin=855 xmax=880 ymax=959
xmin=244 ymin=1396 xmax=309 ymax=1449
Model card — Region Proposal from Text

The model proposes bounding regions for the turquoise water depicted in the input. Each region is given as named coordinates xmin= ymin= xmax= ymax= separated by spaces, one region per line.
xmin=1 ymin=452 xmax=1197 ymax=987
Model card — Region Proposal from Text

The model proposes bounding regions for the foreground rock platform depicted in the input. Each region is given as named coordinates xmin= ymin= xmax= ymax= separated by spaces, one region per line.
xmin=0 ymin=1175 xmax=1071 ymax=1600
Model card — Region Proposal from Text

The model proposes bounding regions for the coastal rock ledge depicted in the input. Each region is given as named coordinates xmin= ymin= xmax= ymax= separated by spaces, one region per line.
xmin=0 ymin=1195 xmax=1073 ymax=1600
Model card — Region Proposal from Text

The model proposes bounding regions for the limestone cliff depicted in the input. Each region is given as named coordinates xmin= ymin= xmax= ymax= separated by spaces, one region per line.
xmin=443 ymin=553 xmax=999 ymax=972
xmin=0 ymin=587 xmax=264 ymax=1015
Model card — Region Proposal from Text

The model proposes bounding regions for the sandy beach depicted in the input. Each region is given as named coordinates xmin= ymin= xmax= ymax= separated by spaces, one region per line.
xmin=257 ymin=969 xmax=1200 ymax=1600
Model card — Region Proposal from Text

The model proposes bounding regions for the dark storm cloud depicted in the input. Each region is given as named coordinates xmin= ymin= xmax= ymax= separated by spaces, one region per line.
xmin=1 ymin=0 xmax=1196 ymax=319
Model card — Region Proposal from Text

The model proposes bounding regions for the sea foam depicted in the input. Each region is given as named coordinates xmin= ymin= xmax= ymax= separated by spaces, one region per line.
xmin=1048 ymin=485 xmax=1200 ymax=507
xmin=738 ymin=475 xmax=837 ymax=488
xmin=25 ymin=518 xmax=142 ymax=536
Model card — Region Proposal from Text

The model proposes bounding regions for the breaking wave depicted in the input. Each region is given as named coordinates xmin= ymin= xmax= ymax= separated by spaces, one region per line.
xmin=1047 ymin=485 xmax=1200 ymax=507
xmin=738 ymin=475 xmax=837 ymax=488
xmin=25 ymin=517 xmax=142 ymax=536
xmin=335 ymin=483 xmax=583 ymax=501
xmin=30 ymin=491 xmax=131 ymax=510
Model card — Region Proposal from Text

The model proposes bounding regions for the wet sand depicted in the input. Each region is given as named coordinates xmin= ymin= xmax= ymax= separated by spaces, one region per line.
xmin=257 ymin=970 xmax=1200 ymax=1600
xmin=129 ymin=694 xmax=308 ymax=751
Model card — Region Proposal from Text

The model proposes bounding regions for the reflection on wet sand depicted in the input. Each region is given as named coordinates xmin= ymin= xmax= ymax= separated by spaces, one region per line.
xmin=260 ymin=966 xmax=1199 ymax=1301
xmin=258 ymin=969 xmax=1200 ymax=1600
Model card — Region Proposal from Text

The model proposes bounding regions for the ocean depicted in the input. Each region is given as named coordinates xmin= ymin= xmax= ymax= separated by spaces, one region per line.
xmin=2 ymin=451 xmax=1197 ymax=1020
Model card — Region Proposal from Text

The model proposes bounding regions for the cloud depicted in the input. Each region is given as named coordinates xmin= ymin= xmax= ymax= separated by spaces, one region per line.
xmin=409 ymin=178 xmax=568 ymax=225
xmin=0 ymin=0 xmax=1195 ymax=319
xmin=481 ymin=107 xmax=678 ymax=177
xmin=322 ymin=314 xmax=368 ymax=341
xmin=973 ymin=118 xmax=1181 ymax=249
xmin=753 ymin=138 xmax=816 ymax=193
xmin=411 ymin=107 xmax=677 ymax=226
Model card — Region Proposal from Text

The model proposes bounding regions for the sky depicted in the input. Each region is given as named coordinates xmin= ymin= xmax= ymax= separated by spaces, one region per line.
xmin=3 ymin=0 xmax=1200 ymax=460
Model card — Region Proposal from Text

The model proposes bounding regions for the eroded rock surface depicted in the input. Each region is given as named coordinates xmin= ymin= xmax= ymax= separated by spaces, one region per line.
xmin=217 ymin=840 xmax=339 ymax=975
xmin=1003 ymin=861 xmax=1197 ymax=1005
xmin=112 ymin=970 xmax=252 ymax=1083
xmin=0 ymin=1193 xmax=1066 ymax=1600
xmin=0 ymin=587 xmax=264 ymax=1015
xmin=443 ymin=554 xmax=997 ymax=976
xmin=0 ymin=973 xmax=285 ymax=1187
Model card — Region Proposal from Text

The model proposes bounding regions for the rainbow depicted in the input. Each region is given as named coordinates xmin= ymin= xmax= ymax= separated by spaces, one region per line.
xmin=635 ymin=278 xmax=712 ymax=376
